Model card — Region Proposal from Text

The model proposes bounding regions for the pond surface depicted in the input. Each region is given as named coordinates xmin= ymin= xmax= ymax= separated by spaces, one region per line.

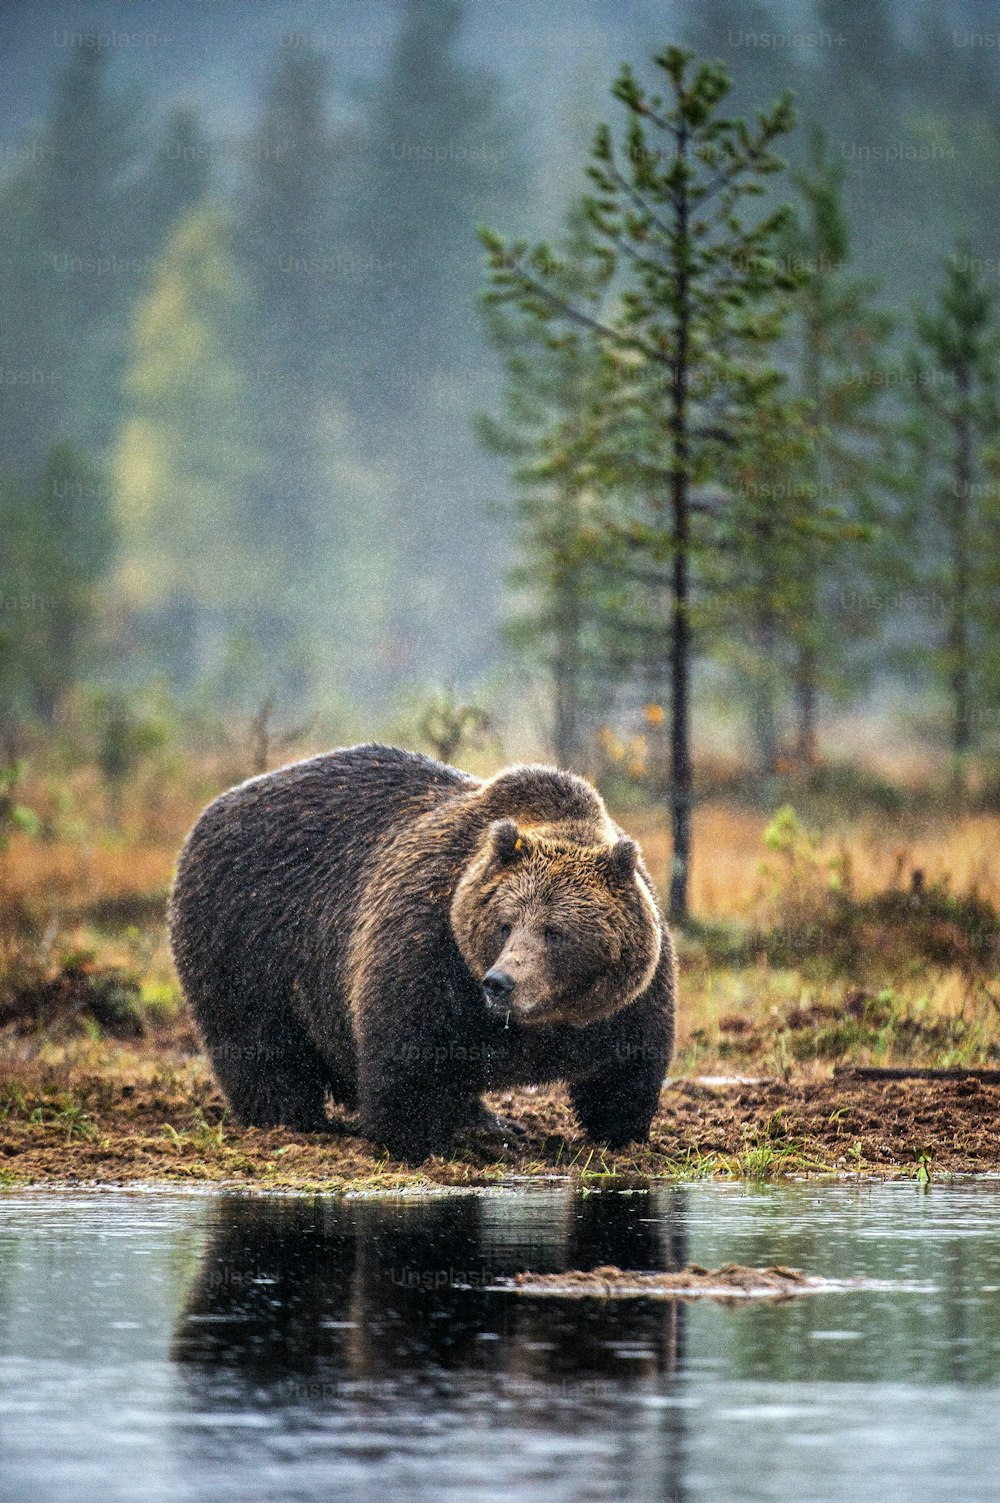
xmin=2 ymin=1180 xmax=1000 ymax=1502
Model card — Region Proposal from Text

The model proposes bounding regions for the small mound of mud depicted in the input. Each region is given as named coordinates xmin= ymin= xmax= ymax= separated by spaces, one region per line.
xmin=499 ymin=1262 xmax=817 ymax=1300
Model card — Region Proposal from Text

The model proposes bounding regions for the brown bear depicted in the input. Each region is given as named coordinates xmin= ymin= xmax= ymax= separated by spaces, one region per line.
xmin=168 ymin=743 xmax=675 ymax=1163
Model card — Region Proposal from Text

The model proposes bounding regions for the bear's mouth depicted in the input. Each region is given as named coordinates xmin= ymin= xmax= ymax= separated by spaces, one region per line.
xmin=482 ymin=988 xmax=574 ymax=1028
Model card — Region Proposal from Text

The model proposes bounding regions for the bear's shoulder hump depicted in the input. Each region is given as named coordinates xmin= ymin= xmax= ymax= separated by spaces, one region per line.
xmin=476 ymin=764 xmax=605 ymax=825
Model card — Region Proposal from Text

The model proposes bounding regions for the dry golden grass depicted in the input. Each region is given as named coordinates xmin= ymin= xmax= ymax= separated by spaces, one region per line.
xmin=6 ymin=761 xmax=1000 ymax=991
xmin=10 ymin=837 xmax=174 ymax=908
xmin=9 ymin=741 xmax=1000 ymax=915
xmin=14 ymin=793 xmax=999 ymax=926
xmin=5 ymin=759 xmax=210 ymax=908
xmin=630 ymin=806 xmax=1000 ymax=919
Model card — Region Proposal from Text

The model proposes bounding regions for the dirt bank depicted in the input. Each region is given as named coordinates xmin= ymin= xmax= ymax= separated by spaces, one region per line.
xmin=2 ymin=1038 xmax=998 ymax=1189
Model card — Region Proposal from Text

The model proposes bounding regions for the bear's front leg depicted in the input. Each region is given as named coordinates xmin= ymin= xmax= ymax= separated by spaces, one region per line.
xmin=568 ymin=1069 xmax=661 ymax=1150
xmin=352 ymin=954 xmax=486 ymax=1164
xmin=568 ymin=970 xmax=674 ymax=1149
xmin=359 ymin=1068 xmax=475 ymax=1164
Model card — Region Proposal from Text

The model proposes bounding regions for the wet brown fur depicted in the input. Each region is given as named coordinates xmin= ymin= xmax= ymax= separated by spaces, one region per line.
xmin=168 ymin=744 xmax=675 ymax=1163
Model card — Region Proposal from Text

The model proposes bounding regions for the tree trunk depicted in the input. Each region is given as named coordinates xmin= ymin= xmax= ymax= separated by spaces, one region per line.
xmin=751 ymin=606 xmax=781 ymax=778
xmin=667 ymin=122 xmax=693 ymax=925
xmin=950 ymin=392 xmax=973 ymax=797
xmin=793 ymin=640 xmax=818 ymax=769
xmin=668 ymin=501 xmax=693 ymax=923
xmin=794 ymin=280 xmax=823 ymax=771
xmin=552 ymin=584 xmax=582 ymax=769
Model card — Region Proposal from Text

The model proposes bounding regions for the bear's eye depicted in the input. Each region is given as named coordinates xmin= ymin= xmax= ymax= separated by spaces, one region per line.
xmin=543 ymin=926 xmax=565 ymax=945
xmin=497 ymin=923 xmax=511 ymax=944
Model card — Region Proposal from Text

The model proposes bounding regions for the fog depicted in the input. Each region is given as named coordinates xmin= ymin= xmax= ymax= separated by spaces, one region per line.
xmin=2 ymin=0 xmax=998 ymax=734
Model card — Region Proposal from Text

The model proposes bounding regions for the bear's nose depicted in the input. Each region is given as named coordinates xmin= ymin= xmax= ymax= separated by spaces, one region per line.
xmin=483 ymin=968 xmax=516 ymax=1006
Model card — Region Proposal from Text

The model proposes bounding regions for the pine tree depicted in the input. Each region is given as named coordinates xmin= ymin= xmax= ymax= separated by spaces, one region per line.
xmin=906 ymin=247 xmax=1000 ymax=793
xmin=357 ymin=0 xmax=521 ymax=395
xmin=114 ymin=206 xmax=266 ymax=687
xmin=903 ymin=1 xmax=1000 ymax=267
xmin=777 ymin=130 xmax=896 ymax=766
xmin=482 ymin=46 xmax=797 ymax=919
xmin=0 ymin=49 xmax=207 ymax=481
xmin=237 ymin=51 xmax=338 ymax=574
xmin=144 ymin=108 xmax=212 ymax=236
xmin=351 ymin=0 xmax=524 ymax=673
xmin=701 ymin=394 xmax=816 ymax=777
xmin=0 ymin=445 xmax=113 ymax=723
xmin=0 ymin=53 xmax=211 ymax=729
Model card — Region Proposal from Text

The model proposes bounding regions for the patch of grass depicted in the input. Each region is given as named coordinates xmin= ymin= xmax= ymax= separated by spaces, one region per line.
xmin=731 ymin=1137 xmax=829 ymax=1181
xmin=0 ymin=1082 xmax=28 ymax=1121
xmin=652 ymin=1147 xmax=728 ymax=1181
xmin=687 ymin=759 xmax=912 ymax=819
xmin=681 ymin=975 xmax=997 ymax=1076
xmin=753 ymin=808 xmax=1000 ymax=977
xmin=725 ymin=1109 xmax=831 ymax=1181
xmin=671 ymin=806 xmax=1000 ymax=1076
xmin=786 ymin=761 xmax=911 ymax=819
xmin=28 ymin=1099 xmax=97 ymax=1142
xmin=733 ymin=1141 xmax=793 ymax=1180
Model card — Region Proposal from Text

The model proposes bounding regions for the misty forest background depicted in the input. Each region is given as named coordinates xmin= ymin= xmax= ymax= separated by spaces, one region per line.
xmin=3 ymin=0 xmax=1000 ymax=834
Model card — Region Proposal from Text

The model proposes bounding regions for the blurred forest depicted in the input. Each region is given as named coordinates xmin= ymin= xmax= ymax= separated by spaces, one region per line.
xmin=2 ymin=0 xmax=1000 ymax=784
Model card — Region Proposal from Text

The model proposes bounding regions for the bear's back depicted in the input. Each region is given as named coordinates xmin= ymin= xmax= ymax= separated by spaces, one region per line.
xmin=183 ymin=743 xmax=471 ymax=860
xmin=170 ymin=744 xmax=475 ymax=991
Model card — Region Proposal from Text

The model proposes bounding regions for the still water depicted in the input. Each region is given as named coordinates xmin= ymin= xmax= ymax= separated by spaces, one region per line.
xmin=1 ymin=1180 xmax=999 ymax=1502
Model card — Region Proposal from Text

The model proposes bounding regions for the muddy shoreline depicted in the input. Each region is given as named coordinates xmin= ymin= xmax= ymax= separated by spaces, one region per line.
xmin=3 ymin=1041 xmax=999 ymax=1189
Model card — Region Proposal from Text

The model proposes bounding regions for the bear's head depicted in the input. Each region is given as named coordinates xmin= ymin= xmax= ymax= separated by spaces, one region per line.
xmin=450 ymin=818 xmax=662 ymax=1027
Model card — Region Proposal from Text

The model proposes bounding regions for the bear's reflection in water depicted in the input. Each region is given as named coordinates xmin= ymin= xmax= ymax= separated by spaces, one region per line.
xmin=171 ymin=1190 xmax=690 ymax=1395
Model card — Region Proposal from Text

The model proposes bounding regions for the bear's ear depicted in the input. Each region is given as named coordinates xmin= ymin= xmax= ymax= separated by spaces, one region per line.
xmin=600 ymin=837 xmax=638 ymax=884
xmin=489 ymin=818 xmax=528 ymax=865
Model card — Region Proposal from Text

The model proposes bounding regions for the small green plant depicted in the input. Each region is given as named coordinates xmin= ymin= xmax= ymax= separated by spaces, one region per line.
xmin=664 ymin=1149 xmax=723 ymax=1181
xmin=58 ymin=1103 xmax=96 ymax=1142
xmin=411 ymin=685 xmax=493 ymax=765
xmin=915 ymin=1147 xmax=933 ymax=1185
xmin=736 ymin=1142 xmax=781 ymax=1180
xmin=28 ymin=1100 xmax=96 ymax=1143
xmin=87 ymin=690 xmax=169 ymax=824
xmin=140 ymin=982 xmax=181 ymax=1026
xmin=758 ymin=805 xmax=850 ymax=911
xmin=192 ymin=1112 xmax=228 ymax=1152
xmin=0 ymin=761 xmax=41 ymax=849
xmin=121 ymin=924 xmax=158 ymax=978
xmin=727 ymin=1112 xmax=836 ymax=1179
xmin=0 ymin=1084 xmax=28 ymax=1121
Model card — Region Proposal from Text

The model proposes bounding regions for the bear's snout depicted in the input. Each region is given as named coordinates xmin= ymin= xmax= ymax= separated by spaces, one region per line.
xmin=483 ymin=967 xmax=516 ymax=1009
